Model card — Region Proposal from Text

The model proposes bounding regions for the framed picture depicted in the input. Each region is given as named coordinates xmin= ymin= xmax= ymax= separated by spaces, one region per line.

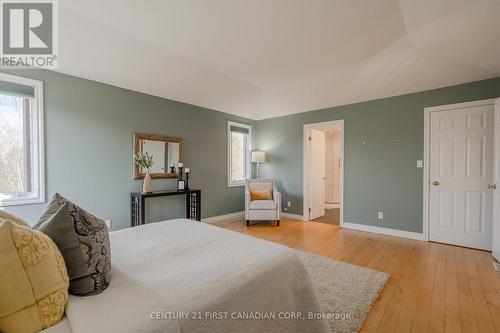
xmin=177 ymin=180 xmax=185 ymax=191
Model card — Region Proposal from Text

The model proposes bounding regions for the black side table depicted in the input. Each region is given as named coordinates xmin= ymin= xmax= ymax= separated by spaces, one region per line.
xmin=130 ymin=189 xmax=201 ymax=227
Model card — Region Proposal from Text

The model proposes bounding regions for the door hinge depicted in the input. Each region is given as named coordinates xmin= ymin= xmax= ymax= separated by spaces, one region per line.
xmin=309 ymin=208 xmax=311 ymax=212
xmin=308 ymin=136 xmax=311 ymax=141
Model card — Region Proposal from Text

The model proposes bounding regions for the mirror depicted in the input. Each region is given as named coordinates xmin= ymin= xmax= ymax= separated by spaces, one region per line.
xmin=134 ymin=133 xmax=183 ymax=179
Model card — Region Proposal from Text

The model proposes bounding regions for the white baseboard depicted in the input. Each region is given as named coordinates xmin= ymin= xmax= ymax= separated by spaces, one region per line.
xmin=202 ymin=211 xmax=244 ymax=224
xmin=342 ymin=222 xmax=425 ymax=241
xmin=281 ymin=212 xmax=303 ymax=220
xmin=493 ymin=251 xmax=500 ymax=263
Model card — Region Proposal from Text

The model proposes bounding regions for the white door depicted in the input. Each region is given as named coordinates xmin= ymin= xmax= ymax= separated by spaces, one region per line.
xmin=309 ymin=129 xmax=326 ymax=220
xmin=429 ymin=103 xmax=494 ymax=250
xmin=493 ymin=98 xmax=500 ymax=260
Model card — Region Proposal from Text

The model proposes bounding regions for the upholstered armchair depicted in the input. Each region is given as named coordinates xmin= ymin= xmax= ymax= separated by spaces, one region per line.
xmin=245 ymin=179 xmax=281 ymax=226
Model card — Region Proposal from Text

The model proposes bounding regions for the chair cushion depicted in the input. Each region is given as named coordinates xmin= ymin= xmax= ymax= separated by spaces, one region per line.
xmin=0 ymin=219 xmax=69 ymax=333
xmin=249 ymin=200 xmax=277 ymax=210
xmin=250 ymin=188 xmax=273 ymax=201
xmin=248 ymin=180 xmax=274 ymax=192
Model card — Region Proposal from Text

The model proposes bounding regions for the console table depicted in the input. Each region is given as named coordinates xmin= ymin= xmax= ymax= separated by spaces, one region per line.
xmin=130 ymin=189 xmax=201 ymax=227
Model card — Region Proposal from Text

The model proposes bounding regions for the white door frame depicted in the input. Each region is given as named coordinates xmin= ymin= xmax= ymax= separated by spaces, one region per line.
xmin=303 ymin=120 xmax=344 ymax=225
xmin=423 ymin=98 xmax=497 ymax=242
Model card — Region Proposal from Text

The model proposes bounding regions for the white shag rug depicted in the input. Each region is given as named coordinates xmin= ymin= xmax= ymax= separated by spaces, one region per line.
xmin=298 ymin=251 xmax=389 ymax=333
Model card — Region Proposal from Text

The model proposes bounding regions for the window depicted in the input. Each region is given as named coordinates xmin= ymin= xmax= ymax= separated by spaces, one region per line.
xmin=0 ymin=73 xmax=44 ymax=206
xmin=228 ymin=121 xmax=251 ymax=187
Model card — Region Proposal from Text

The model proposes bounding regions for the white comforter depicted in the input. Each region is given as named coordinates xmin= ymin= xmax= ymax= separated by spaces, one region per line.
xmin=55 ymin=219 xmax=330 ymax=333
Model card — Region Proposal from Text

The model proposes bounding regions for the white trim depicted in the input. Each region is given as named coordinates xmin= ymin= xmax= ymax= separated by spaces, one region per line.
xmin=494 ymin=98 xmax=500 ymax=262
xmin=343 ymin=222 xmax=425 ymax=241
xmin=227 ymin=121 xmax=252 ymax=187
xmin=325 ymin=203 xmax=340 ymax=209
xmin=202 ymin=211 xmax=245 ymax=224
xmin=0 ymin=73 xmax=45 ymax=207
xmin=424 ymin=99 xmax=496 ymax=113
xmin=423 ymin=98 xmax=496 ymax=242
xmin=281 ymin=212 xmax=303 ymax=220
xmin=303 ymin=120 xmax=344 ymax=225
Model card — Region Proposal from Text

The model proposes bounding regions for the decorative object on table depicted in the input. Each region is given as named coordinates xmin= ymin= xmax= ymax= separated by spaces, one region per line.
xmin=134 ymin=152 xmax=154 ymax=193
xmin=251 ymin=150 xmax=266 ymax=179
xmin=169 ymin=162 xmax=175 ymax=173
xmin=185 ymin=168 xmax=190 ymax=190
xmin=177 ymin=178 xmax=186 ymax=191
xmin=177 ymin=162 xmax=185 ymax=191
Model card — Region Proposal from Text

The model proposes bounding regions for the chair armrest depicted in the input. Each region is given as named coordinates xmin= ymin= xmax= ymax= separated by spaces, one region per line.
xmin=273 ymin=190 xmax=280 ymax=201
xmin=245 ymin=190 xmax=251 ymax=205
xmin=273 ymin=190 xmax=281 ymax=212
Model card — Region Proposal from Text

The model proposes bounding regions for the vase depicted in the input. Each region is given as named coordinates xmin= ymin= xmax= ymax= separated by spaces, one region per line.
xmin=143 ymin=170 xmax=152 ymax=193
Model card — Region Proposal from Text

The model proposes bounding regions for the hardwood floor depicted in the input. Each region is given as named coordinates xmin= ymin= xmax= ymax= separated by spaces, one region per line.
xmin=212 ymin=218 xmax=500 ymax=333
xmin=312 ymin=208 xmax=340 ymax=225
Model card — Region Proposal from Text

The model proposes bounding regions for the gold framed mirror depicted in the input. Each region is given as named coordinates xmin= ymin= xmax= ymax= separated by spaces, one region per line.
xmin=133 ymin=133 xmax=183 ymax=179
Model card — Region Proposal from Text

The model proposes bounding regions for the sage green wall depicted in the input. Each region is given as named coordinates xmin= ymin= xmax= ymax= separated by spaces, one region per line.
xmin=2 ymin=69 xmax=253 ymax=229
xmin=255 ymin=77 xmax=500 ymax=233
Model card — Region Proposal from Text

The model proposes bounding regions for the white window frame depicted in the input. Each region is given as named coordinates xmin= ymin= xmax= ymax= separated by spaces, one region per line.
xmin=227 ymin=121 xmax=251 ymax=187
xmin=0 ymin=72 xmax=45 ymax=207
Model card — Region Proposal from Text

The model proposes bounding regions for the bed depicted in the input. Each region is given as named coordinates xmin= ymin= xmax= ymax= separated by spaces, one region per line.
xmin=43 ymin=219 xmax=330 ymax=333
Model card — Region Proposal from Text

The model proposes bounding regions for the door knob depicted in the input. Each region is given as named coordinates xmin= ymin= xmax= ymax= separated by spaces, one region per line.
xmin=488 ymin=184 xmax=497 ymax=190
xmin=432 ymin=181 xmax=440 ymax=186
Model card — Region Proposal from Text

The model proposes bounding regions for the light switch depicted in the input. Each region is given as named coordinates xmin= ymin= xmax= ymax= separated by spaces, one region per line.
xmin=417 ymin=160 xmax=423 ymax=168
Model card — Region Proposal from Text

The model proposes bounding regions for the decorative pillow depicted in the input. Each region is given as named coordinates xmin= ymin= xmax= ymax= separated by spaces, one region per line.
xmin=250 ymin=188 xmax=273 ymax=201
xmin=0 ymin=209 xmax=29 ymax=227
xmin=0 ymin=219 xmax=69 ymax=333
xmin=34 ymin=193 xmax=111 ymax=296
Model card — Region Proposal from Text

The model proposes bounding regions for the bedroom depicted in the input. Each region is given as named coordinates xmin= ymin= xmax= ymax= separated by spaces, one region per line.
xmin=1 ymin=1 xmax=500 ymax=332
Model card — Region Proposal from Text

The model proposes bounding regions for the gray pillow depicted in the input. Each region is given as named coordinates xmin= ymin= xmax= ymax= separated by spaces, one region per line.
xmin=34 ymin=193 xmax=111 ymax=296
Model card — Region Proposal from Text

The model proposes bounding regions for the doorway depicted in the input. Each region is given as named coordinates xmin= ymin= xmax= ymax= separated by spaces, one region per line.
xmin=303 ymin=120 xmax=344 ymax=225
xmin=424 ymin=99 xmax=498 ymax=251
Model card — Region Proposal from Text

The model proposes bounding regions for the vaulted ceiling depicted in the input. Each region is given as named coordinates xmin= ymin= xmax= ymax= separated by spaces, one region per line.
xmin=58 ymin=0 xmax=500 ymax=120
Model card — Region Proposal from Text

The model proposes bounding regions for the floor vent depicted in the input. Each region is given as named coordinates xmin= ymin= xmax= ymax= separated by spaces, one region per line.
xmin=494 ymin=262 xmax=500 ymax=272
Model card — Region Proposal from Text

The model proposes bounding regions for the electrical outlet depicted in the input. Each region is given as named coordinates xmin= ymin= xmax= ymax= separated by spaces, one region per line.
xmin=377 ymin=212 xmax=384 ymax=220
xmin=417 ymin=160 xmax=423 ymax=168
xmin=104 ymin=219 xmax=112 ymax=229
xmin=287 ymin=201 xmax=291 ymax=208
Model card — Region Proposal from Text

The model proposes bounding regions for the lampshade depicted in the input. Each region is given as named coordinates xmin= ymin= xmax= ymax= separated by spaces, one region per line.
xmin=251 ymin=151 xmax=265 ymax=163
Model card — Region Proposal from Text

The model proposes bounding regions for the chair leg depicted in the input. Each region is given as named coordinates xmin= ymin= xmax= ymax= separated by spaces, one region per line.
xmin=246 ymin=220 xmax=250 ymax=226
xmin=277 ymin=220 xmax=280 ymax=226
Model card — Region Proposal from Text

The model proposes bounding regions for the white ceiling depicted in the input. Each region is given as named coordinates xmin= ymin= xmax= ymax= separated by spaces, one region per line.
xmin=58 ymin=0 xmax=500 ymax=120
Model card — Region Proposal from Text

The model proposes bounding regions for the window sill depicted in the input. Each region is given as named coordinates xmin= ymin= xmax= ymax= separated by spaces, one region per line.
xmin=0 ymin=196 xmax=45 ymax=207
xmin=228 ymin=182 xmax=245 ymax=188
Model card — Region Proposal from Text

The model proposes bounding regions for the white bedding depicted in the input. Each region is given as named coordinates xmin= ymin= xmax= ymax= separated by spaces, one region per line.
xmin=47 ymin=219 xmax=330 ymax=333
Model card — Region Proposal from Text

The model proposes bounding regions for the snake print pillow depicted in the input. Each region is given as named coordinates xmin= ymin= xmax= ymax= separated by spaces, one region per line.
xmin=34 ymin=193 xmax=111 ymax=296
